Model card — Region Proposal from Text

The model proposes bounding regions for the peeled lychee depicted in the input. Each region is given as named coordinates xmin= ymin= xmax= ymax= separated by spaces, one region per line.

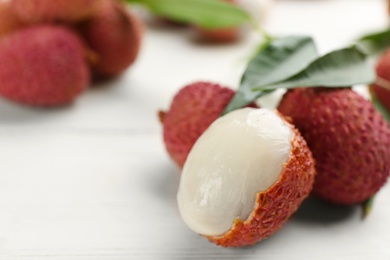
xmin=178 ymin=108 xmax=315 ymax=247
xmin=11 ymin=0 xmax=103 ymax=23
xmin=161 ymin=82 xmax=257 ymax=168
xmin=370 ymin=50 xmax=390 ymax=111
xmin=196 ymin=0 xmax=240 ymax=42
xmin=0 ymin=25 xmax=90 ymax=106
xmin=278 ymin=87 xmax=390 ymax=205
xmin=78 ymin=0 xmax=143 ymax=78
xmin=0 ymin=1 xmax=25 ymax=39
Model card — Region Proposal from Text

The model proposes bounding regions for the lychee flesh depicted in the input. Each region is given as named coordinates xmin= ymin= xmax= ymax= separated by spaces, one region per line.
xmin=79 ymin=0 xmax=143 ymax=77
xmin=178 ymin=108 xmax=315 ymax=247
xmin=0 ymin=1 xmax=25 ymax=39
xmin=0 ymin=25 xmax=90 ymax=106
xmin=278 ymin=87 xmax=390 ymax=205
xmin=370 ymin=50 xmax=390 ymax=111
xmin=162 ymin=82 xmax=256 ymax=168
xmin=11 ymin=0 xmax=103 ymax=23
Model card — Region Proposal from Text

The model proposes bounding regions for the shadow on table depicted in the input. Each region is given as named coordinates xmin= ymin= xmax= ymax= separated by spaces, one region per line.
xmin=0 ymin=99 xmax=71 ymax=123
xmin=149 ymin=162 xmax=180 ymax=205
xmin=0 ymin=76 xmax=125 ymax=124
xmin=291 ymin=195 xmax=357 ymax=223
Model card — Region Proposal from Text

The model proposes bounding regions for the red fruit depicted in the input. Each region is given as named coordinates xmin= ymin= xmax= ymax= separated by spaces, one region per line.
xmin=278 ymin=87 xmax=390 ymax=205
xmin=11 ymin=0 xmax=103 ymax=23
xmin=161 ymin=82 xmax=257 ymax=168
xmin=79 ymin=0 xmax=143 ymax=78
xmin=196 ymin=27 xmax=239 ymax=43
xmin=370 ymin=49 xmax=390 ymax=111
xmin=0 ymin=25 xmax=90 ymax=106
xmin=0 ymin=1 xmax=25 ymax=39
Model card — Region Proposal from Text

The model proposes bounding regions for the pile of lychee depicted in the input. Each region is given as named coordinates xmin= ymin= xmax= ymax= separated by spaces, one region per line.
xmin=160 ymin=70 xmax=390 ymax=246
xmin=0 ymin=0 xmax=143 ymax=107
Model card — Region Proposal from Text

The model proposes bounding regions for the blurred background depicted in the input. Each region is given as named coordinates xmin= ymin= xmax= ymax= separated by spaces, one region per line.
xmin=0 ymin=0 xmax=389 ymax=259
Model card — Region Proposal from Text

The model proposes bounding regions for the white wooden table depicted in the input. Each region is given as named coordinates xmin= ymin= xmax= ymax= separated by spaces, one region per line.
xmin=0 ymin=0 xmax=389 ymax=259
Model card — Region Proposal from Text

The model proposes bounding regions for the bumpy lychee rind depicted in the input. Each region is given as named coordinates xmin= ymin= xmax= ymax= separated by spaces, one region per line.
xmin=207 ymin=124 xmax=315 ymax=247
xmin=11 ymin=0 xmax=103 ymax=23
xmin=79 ymin=0 xmax=143 ymax=78
xmin=278 ymin=88 xmax=390 ymax=205
xmin=162 ymin=82 xmax=257 ymax=168
xmin=0 ymin=25 xmax=90 ymax=106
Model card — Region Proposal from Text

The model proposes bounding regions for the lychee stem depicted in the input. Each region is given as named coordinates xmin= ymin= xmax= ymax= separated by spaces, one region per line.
xmin=251 ymin=19 xmax=272 ymax=43
xmin=362 ymin=196 xmax=375 ymax=219
xmin=84 ymin=48 xmax=100 ymax=65
xmin=158 ymin=110 xmax=167 ymax=123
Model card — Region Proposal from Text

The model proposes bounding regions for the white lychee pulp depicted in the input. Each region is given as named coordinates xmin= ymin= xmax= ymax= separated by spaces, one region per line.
xmin=177 ymin=108 xmax=293 ymax=236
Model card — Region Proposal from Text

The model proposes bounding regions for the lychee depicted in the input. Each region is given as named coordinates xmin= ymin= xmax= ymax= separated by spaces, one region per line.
xmin=177 ymin=108 xmax=316 ymax=247
xmin=195 ymin=0 xmax=240 ymax=42
xmin=0 ymin=1 xmax=25 ymax=39
xmin=0 ymin=25 xmax=90 ymax=106
xmin=370 ymin=49 xmax=390 ymax=111
xmin=78 ymin=0 xmax=143 ymax=78
xmin=161 ymin=82 xmax=257 ymax=168
xmin=11 ymin=0 xmax=103 ymax=23
xmin=278 ymin=87 xmax=390 ymax=205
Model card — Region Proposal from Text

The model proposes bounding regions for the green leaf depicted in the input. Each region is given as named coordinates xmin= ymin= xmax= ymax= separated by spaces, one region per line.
xmin=257 ymin=46 xmax=375 ymax=91
xmin=223 ymin=36 xmax=318 ymax=114
xmin=362 ymin=196 xmax=375 ymax=219
xmin=127 ymin=0 xmax=251 ymax=29
xmin=357 ymin=27 xmax=390 ymax=55
xmin=371 ymin=93 xmax=390 ymax=123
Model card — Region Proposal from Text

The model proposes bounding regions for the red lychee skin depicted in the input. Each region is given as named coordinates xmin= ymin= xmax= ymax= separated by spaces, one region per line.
xmin=11 ymin=0 xmax=103 ymax=23
xmin=278 ymin=88 xmax=390 ymax=205
xmin=196 ymin=0 xmax=239 ymax=42
xmin=370 ymin=50 xmax=390 ymax=111
xmin=196 ymin=27 xmax=239 ymax=43
xmin=0 ymin=1 xmax=25 ymax=39
xmin=161 ymin=82 xmax=257 ymax=168
xmin=0 ymin=25 xmax=90 ymax=106
xmin=208 ymin=124 xmax=316 ymax=247
xmin=78 ymin=0 xmax=143 ymax=78
xmin=370 ymin=84 xmax=390 ymax=111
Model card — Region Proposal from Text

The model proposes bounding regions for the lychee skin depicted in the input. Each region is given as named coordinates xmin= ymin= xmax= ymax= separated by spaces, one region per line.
xmin=162 ymin=82 xmax=257 ymax=168
xmin=0 ymin=25 xmax=90 ymax=106
xmin=208 ymin=124 xmax=315 ymax=247
xmin=11 ymin=0 xmax=103 ymax=23
xmin=0 ymin=1 xmax=25 ymax=39
xmin=278 ymin=88 xmax=390 ymax=205
xmin=78 ymin=0 xmax=143 ymax=78
xmin=370 ymin=50 xmax=390 ymax=111
xmin=370 ymin=84 xmax=390 ymax=111
xmin=196 ymin=27 xmax=239 ymax=43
